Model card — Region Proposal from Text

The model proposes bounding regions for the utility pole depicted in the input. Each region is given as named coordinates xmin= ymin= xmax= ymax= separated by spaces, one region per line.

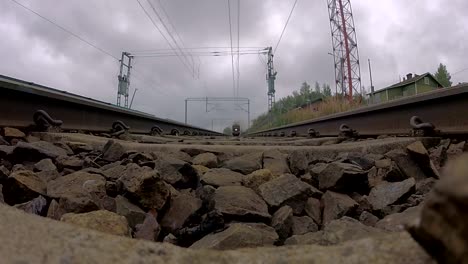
xmin=368 ymin=58 xmax=375 ymax=104
xmin=266 ymin=47 xmax=277 ymax=112
xmin=117 ymin=52 xmax=133 ymax=108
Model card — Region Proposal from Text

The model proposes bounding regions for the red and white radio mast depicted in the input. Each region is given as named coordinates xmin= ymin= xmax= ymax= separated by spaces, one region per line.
xmin=327 ymin=0 xmax=362 ymax=100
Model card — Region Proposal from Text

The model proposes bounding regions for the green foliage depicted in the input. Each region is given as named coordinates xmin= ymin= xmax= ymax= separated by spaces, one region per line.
xmin=248 ymin=81 xmax=332 ymax=132
xmin=223 ymin=126 xmax=232 ymax=135
xmin=434 ymin=63 xmax=452 ymax=87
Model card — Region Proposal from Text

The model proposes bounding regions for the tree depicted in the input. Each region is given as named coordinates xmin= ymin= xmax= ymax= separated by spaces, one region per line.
xmin=299 ymin=82 xmax=311 ymax=95
xmin=314 ymin=82 xmax=321 ymax=94
xmin=322 ymin=83 xmax=332 ymax=97
xmin=434 ymin=63 xmax=452 ymax=87
xmin=223 ymin=126 xmax=232 ymax=135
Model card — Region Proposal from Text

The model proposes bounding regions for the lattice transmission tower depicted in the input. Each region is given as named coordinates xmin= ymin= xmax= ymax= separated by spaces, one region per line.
xmin=327 ymin=0 xmax=362 ymax=100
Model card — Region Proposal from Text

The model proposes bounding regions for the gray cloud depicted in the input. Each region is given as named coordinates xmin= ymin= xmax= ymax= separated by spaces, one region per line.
xmin=1 ymin=0 xmax=467 ymax=132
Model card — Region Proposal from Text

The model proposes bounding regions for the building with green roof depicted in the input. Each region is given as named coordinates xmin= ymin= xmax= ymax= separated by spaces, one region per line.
xmin=371 ymin=73 xmax=443 ymax=103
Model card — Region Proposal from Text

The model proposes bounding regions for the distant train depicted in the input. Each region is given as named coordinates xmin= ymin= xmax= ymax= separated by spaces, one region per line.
xmin=232 ymin=123 xmax=241 ymax=136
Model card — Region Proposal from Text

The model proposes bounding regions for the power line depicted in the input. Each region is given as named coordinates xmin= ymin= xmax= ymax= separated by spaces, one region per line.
xmin=10 ymin=0 xmax=171 ymax=100
xmin=156 ymin=0 xmax=200 ymax=74
xmin=227 ymin=0 xmax=236 ymax=97
xmin=146 ymin=0 xmax=195 ymax=75
xmin=136 ymin=0 xmax=195 ymax=78
xmin=9 ymin=0 xmax=119 ymax=61
xmin=236 ymin=0 xmax=241 ymax=97
xmin=274 ymin=0 xmax=298 ymax=54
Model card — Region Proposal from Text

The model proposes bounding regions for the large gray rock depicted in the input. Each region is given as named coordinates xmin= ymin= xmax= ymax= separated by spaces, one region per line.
xmin=190 ymin=223 xmax=278 ymax=250
xmin=406 ymin=141 xmax=440 ymax=179
xmin=201 ymin=168 xmax=244 ymax=187
xmin=46 ymin=199 xmax=60 ymax=219
xmin=359 ymin=211 xmax=379 ymax=227
xmin=3 ymin=127 xmax=25 ymax=138
xmin=67 ymin=141 xmax=94 ymax=154
xmin=0 ymin=203 xmax=435 ymax=263
xmin=61 ymin=210 xmax=130 ymax=237
xmin=161 ymin=194 xmax=202 ymax=233
xmin=368 ymin=178 xmax=416 ymax=211
xmin=3 ymin=170 xmax=47 ymax=205
xmin=192 ymin=152 xmax=218 ymax=168
xmin=270 ymin=205 xmax=293 ymax=240
xmin=446 ymin=141 xmax=466 ymax=161
xmin=318 ymin=162 xmax=368 ymax=192
xmin=11 ymin=141 xmax=68 ymax=161
xmin=55 ymin=195 xmax=100 ymax=219
xmin=0 ymin=145 xmax=14 ymax=158
xmin=153 ymin=156 xmax=198 ymax=188
xmin=102 ymin=164 xmax=126 ymax=181
xmin=337 ymin=152 xmax=375 ymax=170
xmin=47 ymin=170 xmax=106 ymax=199
xmin=259 ymin=174 xmax=322 ymax=208
xmin=382 ymin=161 xmax=407 ymax=182
xmin=14 ymin=195 xmax=47 ymax=215
xmin=223 ymin=152 xmax=262 ymax=175
xmin=304 ymin=197 xmax=322 ymax=225
xmin=263 ymin=149 xmax=291 ymax=176
xmin=429 ymin=140 xmax=449 ymax=170
xmin=291 ymin=215 xmax=318 ymax=235
xmin=306 ymin=163 xmax=328 ymax=187
xmin=385 ymin=149 xmax=427 ymax=181
xmin=242 ymin=169 xmax=274 ymax=193
xmin=367 ymin=166 xmax=385 ymax=188
xmin=115 ymin=195 xmax=146 ymax=229
xmin=321 ymin=191 xmax=358 ymax=225
xmin=34 ymin=158 xmax=57 ymax=172
xmin=409 ymin=154 xmax=468 ymax=263
xmin=0 ymin=165 xmax=9 ymax=182
xmin=214 ymin=186 xmax=271 ymax=221
xmin=285 ymin=217 xmax=386 ymax=246
xmin=56 ymin=155 xmax=84 ymax=170
xmin=102 ymin=140 xmax=126 ymax=162
xmin=117 ymin=163 xmax=170 ymax=210
xmin=376 ymin=205 xmax=421 ymax=232
xmin=135 ymin=212 xmax=161 ymax=242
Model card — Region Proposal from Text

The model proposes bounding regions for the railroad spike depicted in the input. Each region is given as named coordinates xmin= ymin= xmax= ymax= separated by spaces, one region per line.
xmin=339 ymin=124 xmax=358 ymax=138
xmin=33 ymin=110 xmax=63 ymax=131
xmin=110 ymin=120 xmax=130 ymax=137
xmin=410 ymin=116 xmax=437 ymax=136
xmin=150 ymin=125 xmax=163 ymax=136
xmin=170 ymin=129 xmax=180 ymax=136
xmin=289 ymin=131 xmax=297 ymax=137
xmin=308 ymin=128 xmax=320 ymax=138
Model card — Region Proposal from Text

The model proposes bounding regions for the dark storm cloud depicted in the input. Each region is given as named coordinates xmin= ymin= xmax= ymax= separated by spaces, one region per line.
xmin=1 ymin=0 xmax=467 ymax=131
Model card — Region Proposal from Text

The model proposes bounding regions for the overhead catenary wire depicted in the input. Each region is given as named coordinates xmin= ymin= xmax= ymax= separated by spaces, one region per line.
xmin=9 ymin=0 xmax=119 ymax=61
xmin=146 ymin=0 xmax=196 ymax=76
xmin=9 ymin=0 xmax=172 ymax=98
xmin=236 ymin=0 xmax=241 ymax=97
xmin=136 ymin=0 xmax=196 ymax=78
xmin=156 ymin=0 xmax=200 ymax=75
xmin=227 ymin=0 xmax=236 ymax=97
xmin=274 ymin=0 xmax=298 ymax=54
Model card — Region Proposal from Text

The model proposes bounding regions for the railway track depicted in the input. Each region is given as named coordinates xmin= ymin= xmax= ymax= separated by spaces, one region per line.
xmin=248 ymin=83 xmax=468 ymax=138
xmin=0 ymin=75 xmax=222 ymax=137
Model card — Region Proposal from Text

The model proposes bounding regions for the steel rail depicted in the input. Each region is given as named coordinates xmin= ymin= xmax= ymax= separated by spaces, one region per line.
xmin=0 ymin=75 xmax=222 ymax=136
xmin=248 ymin=83 xmax=468 ymax=137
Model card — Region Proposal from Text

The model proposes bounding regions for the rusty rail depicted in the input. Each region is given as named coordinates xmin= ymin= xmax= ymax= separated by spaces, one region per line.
xmin=248 ymin=84 xmax=468 ymax=137
xmin=0 ymin=75 xmax=222 ymax=136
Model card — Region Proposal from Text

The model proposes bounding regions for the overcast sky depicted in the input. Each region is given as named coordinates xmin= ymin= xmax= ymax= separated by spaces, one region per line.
xmin=1 ymin=0 xmax=467 ymax=132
